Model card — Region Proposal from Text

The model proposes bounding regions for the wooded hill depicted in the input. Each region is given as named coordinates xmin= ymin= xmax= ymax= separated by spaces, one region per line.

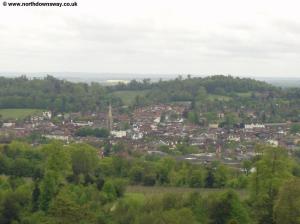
xmin=1 ymin=75 xmax=300 ymax=123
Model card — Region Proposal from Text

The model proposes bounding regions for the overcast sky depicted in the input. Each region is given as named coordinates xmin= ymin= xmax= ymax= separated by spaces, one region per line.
xmin=1 ymin=0 xmax=300 ymax=77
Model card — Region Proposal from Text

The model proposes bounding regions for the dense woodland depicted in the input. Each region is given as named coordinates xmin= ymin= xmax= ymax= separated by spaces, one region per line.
xmin=0 ymin=141 xmax=300 ymax=224
xmin=1 ymin=75 xmax=300 ymax=124
xmin=0 ymin=76 xmax=118 ymax=112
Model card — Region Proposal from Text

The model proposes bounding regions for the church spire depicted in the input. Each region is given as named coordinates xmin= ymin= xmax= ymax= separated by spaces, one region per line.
xmin=107 ymin=103 xmax=113 ymax=131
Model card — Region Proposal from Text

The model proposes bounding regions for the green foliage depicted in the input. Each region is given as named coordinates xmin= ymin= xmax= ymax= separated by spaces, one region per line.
xmin=0 ymin=192 xmax=22 ymax=224
xmin=290 ymin=124 xmax=300 ymax=134
xmin=210 ymin=190 xmax=250 ymax=224
xmin=220 ymin=113 xmax=240 ymax=129
xmin=39 ymin=170 xmax=60 ymax=211
xmin=187 ymin=111 xmax=199 ymax=124
xmin=0 ymin=108 xmax=43 ymax=120
xmin=250 ymin=145 xmax=294 ymax=224
xmin=0 ymin=141 xmax=297 ymax=224
xmin=43 ymin=142 xmax=71 ymax=177
xmin=205 ymin=162 xmax=230 ymax=188
xmin=274 ymin=178 xmax=300 ymax=224
xmin=102 ymin=180 xmax=117 ymax=201
xmin=111 ymin=90 xmax=150 ymax=106
xmin=47 ymin=188 xmax=97 ymax=224
xmin=176 ymin=144 xmax=198 ymax=155
xmin=0 ymin=75 xmax=109 ymax=112
xmin=188 ymin=169 xmax=205 ymax=188
xmin=142 ymin=171 xmax=156 ymax=186
xmin=0 ymin=182 xmax=31 ymax=224
xmin=0 ymin=141 xmax=43 ymax=178
xmin=69 ymin=144 xmax=98 ymax=177
xmin=129 ymin=165 xmax=144 ymax=184
xmin=1 ymin=75 xmax=300 ymax=125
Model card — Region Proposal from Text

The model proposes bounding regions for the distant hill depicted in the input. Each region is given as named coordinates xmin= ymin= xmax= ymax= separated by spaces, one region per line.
xmin=1 ymin=72 xmax=300 ymax=87
xmin=0 ymin=75 xmax=300 ymax=124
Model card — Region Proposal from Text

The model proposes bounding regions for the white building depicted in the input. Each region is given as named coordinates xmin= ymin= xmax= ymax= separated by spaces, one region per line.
xmin=2 ymin=122 xmax=15 ymax=128
xmin=245 ymin=123 xmax=265 ymax=129
xmin=42 ymin=111 xmax=52 ymax=119
xmin=111 ymin=130 xmax=127 ymax=138
xmin=43 ymin=134 xmax=69 ymax=141
xmin=267 ymin=139 xmax=279 ymax=147
xmin=71 ymin=120 xmax=93 ymax=127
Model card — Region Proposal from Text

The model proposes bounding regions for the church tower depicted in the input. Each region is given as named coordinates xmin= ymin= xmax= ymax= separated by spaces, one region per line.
xmin=216 ymin=145 xmax=222 ymax=160
xmin=107 ymin=103 xmax=113 ymax=131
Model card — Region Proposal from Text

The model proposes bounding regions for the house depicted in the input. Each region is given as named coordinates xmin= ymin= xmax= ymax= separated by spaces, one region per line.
xmin=43 ymin=134 xmax=69 ymax=141
xmin=209 ymin=123 xmax=219 ymax=129
xmin=71 ymin=120 xmax=93 ymax=127
xmin=132 ymin=132 xmax=143 ymax=140
xmin=42 ymin=111 xmax=52 ymax=119
xmin=245 ymin=123 xmax=265 ymax=129
xmin=111 ymin=130 xmax=127 ymax=138
xmin=267 ymin=139 xmax=279 ymax=147
xmin=2 ymin=123 xmax=15 ymax=128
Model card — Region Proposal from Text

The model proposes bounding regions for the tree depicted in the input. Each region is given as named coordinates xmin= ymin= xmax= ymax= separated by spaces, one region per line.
xmin=155 ymin=157 xmax=175 ymax=185
xmin=250 ymin=146 xmax=293 ymax=224
xmin=69 ymin=144 xmax=98 ymax=178
xmin=129 ymin=165 xmax=144 ymax=184
xmin=211 ymin=190 xmax=250 ymax=224
xmin=142 ymin=171 xmax=156 ymax=186
xmin=48 ymin=188 xmax=96 ymax=224
xmin=102 ymin=180 xmax=117 ymax=201
xmin=290 ymin=124 xmax=300 ymax=134
xmin=39 ymin=170 xmax=60 ymax=211
xmin=212 ymin=162 xmax=229 ymax=188
xmin=43 ymin=142 xmax=71 ymax=177
xmin=0 ymin=192 xmax=21 ymax=224
xmin=0 ymin=184 xmax=31 ymax=224
xmin=242 ymin=160 xmax=252 ymax=176
xmin=187 ymin=111 xmax=199 ymax=124
xmin=0 ymin=114 xmax=3 ymax=127
xmin=32 ymin=182 xmax=40 ymax=212
xmin=186 ymin=192 xmax=208 ymax=223
xmin=161 ymin=208 xmax=198 ymax=224
xmin=196 ymin=86 xmax=207 ymax=101
xmin=205 ymin=169 xmax=215 ymax=188
xmin=274 ymin=178 xmax=300 ymax=224
xmin=220 ymin=113 xmax=239 ymax=129
xmin=188 ymin=169 xmax=204 ymax=188
xmin=112 ymin=178 xmax=127 ymax=197
xmin=112 ymin=143 xmax=125 ymax=154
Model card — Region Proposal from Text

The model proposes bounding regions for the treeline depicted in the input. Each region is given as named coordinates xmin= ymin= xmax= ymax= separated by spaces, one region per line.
xmin=111 ymin=75 xmax=300 ymax=123
xmin=0 ymin=75 xmax=278 ymax=111
xmin=111 ymin=75 xmax=277 ymax=94
xmin=111 ymin=75 xmax=279 ymax=102
xmin=0 ymin=141 xmax=300 ymax=223
xmin=0 ymin=75 xmax=120 ymax=112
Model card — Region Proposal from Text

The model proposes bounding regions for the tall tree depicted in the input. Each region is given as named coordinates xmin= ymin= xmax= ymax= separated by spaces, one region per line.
xmin=250 ymin=146 xmax=293 ymax=224
xmin=274 ymin=178 xmax=300 ymax=224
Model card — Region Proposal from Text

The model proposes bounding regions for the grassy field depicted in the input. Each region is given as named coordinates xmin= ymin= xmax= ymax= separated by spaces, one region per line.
xmin=112 ymin=90 xmax=233 ymax=105
xmin=112 ymin=90 xmax=150 ymax=105
xmin=126 ymin=185 xmax=248 ymax=198
xmin=236 ymin=92 xmax=253 ymax=97
xmin=207 ymin=94 xmax=232 ymax=101
xmin=0 ymin=109 xmax=43 ymax=120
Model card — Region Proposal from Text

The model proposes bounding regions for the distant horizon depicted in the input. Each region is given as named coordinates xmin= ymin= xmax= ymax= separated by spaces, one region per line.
xmin=1 ymin=71 xmax=300 ymax=88
xmin=1 ymin=71 xmax=300 ymax=79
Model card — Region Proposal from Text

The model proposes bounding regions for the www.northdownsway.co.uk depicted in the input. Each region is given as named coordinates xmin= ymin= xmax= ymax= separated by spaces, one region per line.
xmin=3 ymin=1 xmax=77 ymax=7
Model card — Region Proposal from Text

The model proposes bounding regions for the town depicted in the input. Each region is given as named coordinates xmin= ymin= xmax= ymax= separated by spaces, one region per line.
xmin=1 ymin=101 xmax=299 ymax=167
